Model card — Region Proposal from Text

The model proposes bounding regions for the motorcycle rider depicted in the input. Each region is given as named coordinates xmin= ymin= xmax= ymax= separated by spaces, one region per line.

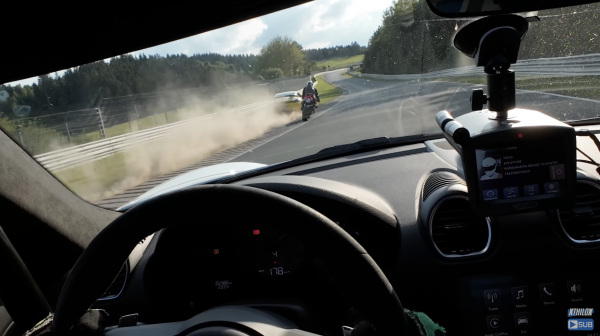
xmin=301 ymin=81 xmax=320 ymax=110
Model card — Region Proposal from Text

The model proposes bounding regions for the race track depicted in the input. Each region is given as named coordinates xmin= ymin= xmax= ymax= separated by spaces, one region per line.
xmin=97 ymin=69 xmax=600 ymax=209
xmin=232 ymin=69 xmax=600 ymax=164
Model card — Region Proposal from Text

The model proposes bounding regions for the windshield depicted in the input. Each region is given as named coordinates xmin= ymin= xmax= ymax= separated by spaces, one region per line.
xmin=1 ymin=0 xmax=599 ymax=209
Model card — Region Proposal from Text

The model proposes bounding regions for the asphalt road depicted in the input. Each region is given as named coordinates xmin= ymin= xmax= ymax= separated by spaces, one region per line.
xmin=97 ymin=69 xmax=600 ymax=209
xmin=232 ymin=69 xmax=600 ymax=165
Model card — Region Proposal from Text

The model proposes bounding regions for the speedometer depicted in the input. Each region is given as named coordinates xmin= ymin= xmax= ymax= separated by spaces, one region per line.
xmin=248 ymin=230 xmax=305 ymax=278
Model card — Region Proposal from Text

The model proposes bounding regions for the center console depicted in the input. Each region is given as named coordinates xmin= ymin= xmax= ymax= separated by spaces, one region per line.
xmin=458 ymin=270 xmax=600 ymax=336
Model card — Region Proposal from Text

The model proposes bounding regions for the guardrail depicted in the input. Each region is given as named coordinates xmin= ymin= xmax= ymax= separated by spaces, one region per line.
xmin=34 ymin=100 xmax=275 ymax=172
xmin=350 ymin=53 xmax=600 ymax=80
xmin=33 ymin=75 xmax=320 ymax=172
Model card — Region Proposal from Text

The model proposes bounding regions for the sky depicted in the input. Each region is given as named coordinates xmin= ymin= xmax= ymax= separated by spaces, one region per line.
xmin=5 ymin=0 xmax=394 ymax=87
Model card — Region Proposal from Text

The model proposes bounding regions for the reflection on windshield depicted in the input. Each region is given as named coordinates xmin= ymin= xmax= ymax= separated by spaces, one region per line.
xmin=0 ymin=0 xmax=599 ymax=208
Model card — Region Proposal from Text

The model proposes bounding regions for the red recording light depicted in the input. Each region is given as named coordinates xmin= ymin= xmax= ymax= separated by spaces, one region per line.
xmin=253 ymin=229 xmax=260 ymax=235
xmin=518 ymin=133 xmax=523 ymax=138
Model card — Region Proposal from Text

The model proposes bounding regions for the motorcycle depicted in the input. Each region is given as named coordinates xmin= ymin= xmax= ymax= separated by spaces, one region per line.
xmin=301 ymin=93 xmax=319 ymax=121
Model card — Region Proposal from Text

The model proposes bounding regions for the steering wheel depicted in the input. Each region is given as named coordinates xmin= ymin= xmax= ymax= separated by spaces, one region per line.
xmin=51 ymin=185 xmax=408 ymax=335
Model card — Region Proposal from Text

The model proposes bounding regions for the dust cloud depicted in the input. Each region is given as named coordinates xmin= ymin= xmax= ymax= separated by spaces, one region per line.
xmin=70 ymin=86 xmax=302 ymax=203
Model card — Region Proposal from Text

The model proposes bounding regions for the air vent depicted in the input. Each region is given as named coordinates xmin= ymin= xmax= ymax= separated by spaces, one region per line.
xmin=558 ymin=181 xmax=600 ymax=243
xmin=422 ymin=171 xmax=466 ymax=201
xmin=430 ymin=196 xmax=491 ymax=258
xmin=98 ymin=261 xmax=128 ymax=301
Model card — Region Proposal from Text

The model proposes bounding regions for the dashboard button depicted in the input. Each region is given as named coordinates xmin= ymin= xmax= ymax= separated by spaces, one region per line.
xmin=503 ymin=186 xmax=519 ymax=199
xmin=486 ymin=315 xmax=505 ymax=332
xmin=484 ymin=289 xmax=501 ymax=308
xmin=483 ymin=189 xmax=499 ymax=201
xmin=512 ymin=286 xmax=529 ymax=306
xmin=524 ymin=184 xmax=539 ymax=196
xmin=550 ymin=164 xmax=565 ymax=180
xmin=514 ymin=312 xmax=532 ymax=331
xmin=567 ymin=280 xmax=583 ymax=300
xmin=544 ymin=182 xmax=559 ymax=194
xmin=539 ymin=283 xmax=556 ymax=305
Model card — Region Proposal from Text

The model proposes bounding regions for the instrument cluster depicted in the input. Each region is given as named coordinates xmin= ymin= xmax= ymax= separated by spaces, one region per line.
xmin=145 ymin=217 xmax=394 ymax=310
xmin=145 ymin=222 xmax=315 ymax=308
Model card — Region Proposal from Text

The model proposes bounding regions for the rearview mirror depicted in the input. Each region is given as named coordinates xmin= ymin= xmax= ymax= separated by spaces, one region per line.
xmin=425 ymin=0 xmax=600 ymax=17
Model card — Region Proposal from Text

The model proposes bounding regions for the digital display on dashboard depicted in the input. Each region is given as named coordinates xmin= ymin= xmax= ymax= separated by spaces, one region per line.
xmin=475 ymin=143 xmax=566 ymax=203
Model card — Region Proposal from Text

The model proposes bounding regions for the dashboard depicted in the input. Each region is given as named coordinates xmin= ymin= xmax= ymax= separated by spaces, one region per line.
xmin=93 ymin=126 xmax=600 ymax=336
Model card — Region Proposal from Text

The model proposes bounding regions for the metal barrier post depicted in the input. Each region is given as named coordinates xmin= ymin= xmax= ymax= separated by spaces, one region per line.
xmin=134 ymin=105 xmax=141 ymax=130
xmin=64 ymin=112 xmax=72 ymax=144
xmin=96 ymin=108 xmax=106 ymax=138
xmin=17 ymin=125 xmax=25 ymax=147
xmin=65 ymin=122 xmax=71 ymax=144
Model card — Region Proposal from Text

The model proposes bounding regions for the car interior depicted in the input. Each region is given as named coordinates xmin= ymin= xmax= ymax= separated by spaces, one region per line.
xmin=2 ymin=1 xmax=600 ymax=336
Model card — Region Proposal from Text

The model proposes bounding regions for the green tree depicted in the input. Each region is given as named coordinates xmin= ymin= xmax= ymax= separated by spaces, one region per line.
xmin=255 ymin=36 xmax=306 ymax=77
xmin=363 ymin=0 xmax=464 ymax=75
xmin=260 ymin=68 xmax=285 ymax=79
xmin=303 ymin=42 xmax=367 ymax=62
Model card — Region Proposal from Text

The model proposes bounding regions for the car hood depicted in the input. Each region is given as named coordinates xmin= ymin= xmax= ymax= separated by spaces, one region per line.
xmin=117 ymin=161 xmax=267 ymax=211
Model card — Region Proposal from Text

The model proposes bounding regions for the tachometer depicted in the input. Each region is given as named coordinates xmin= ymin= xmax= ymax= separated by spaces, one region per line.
xmin=197 ymin=237 xmax=241 ymax=293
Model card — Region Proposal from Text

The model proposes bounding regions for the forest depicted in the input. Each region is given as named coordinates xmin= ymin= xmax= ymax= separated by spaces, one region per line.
xmin=362 ymin=0 xmax=600 ymax=75
xmin=0 ymin=41 xmax=365 ymax=121
xmin=304 ymin=42 xmax=367 ymax=62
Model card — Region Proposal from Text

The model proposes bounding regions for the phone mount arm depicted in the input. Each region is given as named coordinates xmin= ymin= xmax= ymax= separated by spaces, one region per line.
xmin=453 ymin=14 xmax=529 ymax=120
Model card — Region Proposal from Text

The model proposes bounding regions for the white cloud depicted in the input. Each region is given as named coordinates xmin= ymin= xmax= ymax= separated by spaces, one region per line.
xmin=305 ymin=41 xmax=331 ymax=49
xmin=137 ymin=18 xmax=268 ymax=57
xmin=221 ymin=19 xmax=268 ymax=54
xmin=340 ymin=0 xmax=392 ymax=23
xmin=295 ymin=0 xmax=392 ymax=46
xmin=137 ymin=0 xmax=393 ymax=56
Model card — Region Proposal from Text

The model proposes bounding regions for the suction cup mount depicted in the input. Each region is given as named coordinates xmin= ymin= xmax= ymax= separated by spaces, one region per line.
xmin=454 ymin=14 xmax=529 ymax=120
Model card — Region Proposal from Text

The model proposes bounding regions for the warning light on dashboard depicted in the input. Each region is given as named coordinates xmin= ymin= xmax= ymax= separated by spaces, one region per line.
xmin=518 ymin=133 xmax=523 ymax=138
xmin=253 ymin=230 xmax=260 ymax=235
xmin=213 ymin=249 xmax=220 ymax=255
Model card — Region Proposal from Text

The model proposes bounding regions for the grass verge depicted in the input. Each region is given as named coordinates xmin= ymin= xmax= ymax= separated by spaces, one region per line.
xmin=1 ymin=109 xmax=186 ymax=156
xmin=53 ymin=151 xmax=132 ymax=202
xmin=435 ymin=75 xmax=600 ymax=100
xmin=315 ymin=74 xmax=343 ymax=105
xmin=515 ymin=76 xmax=600 ymax=99
xmin=316 ymin=55 xmax=364 ymax=69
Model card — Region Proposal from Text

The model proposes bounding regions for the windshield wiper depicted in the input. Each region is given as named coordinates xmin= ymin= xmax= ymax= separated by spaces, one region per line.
xmin=214 ymin=132 xmax=444 ymax=184
xmin=313 ymin=134 xmax=444 ymax=157
xmin=565 ymin=116 xmax=600 ymax=126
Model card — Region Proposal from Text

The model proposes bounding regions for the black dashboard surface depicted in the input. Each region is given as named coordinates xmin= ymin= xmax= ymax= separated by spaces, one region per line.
xmin=95 ymin=131 xmax=600 ymax=336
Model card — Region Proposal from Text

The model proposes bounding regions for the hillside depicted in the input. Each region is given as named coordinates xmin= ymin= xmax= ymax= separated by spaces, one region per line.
xmin=316 ymin=55 xmax=364 ymax=70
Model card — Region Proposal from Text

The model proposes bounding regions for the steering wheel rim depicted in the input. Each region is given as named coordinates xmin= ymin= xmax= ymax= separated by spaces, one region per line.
xmin=52 ymin=185 xmax=408 ymax=335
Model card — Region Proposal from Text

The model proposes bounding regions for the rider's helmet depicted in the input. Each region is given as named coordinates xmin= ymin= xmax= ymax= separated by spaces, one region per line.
xmin=307 ymin=81 xmax=313 ymax=88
